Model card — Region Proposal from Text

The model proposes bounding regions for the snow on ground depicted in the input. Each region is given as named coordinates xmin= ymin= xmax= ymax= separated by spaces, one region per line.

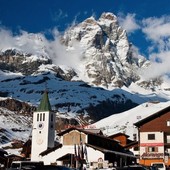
xmin=0 ymin=107 xmax=32 ymax=144
xmin=93 ymin=101 xmax=170 ymax=139
xmin=1 ymin=142 xmax=22 ymax=156
xmin=0 ymin=70 xmax=23 ymax=81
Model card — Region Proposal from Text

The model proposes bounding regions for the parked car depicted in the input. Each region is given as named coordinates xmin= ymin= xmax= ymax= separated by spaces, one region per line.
xmin=151 ymin=162 xmax=166 ymax=170
xmin=116 ymin=165 xmax=148 ymax=170
xmin=33 ymin=165 xmax=73 ymax=170
xmin=144 ymin=166 xmax=158 ymax=170
xmin=8 ymin=161 xmax=44 ymax=170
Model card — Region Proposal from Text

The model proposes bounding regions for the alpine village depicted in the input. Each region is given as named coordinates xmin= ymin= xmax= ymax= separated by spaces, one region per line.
xmin=0 ymin=12 xmax=170 ymax=170
xmin=0 ymin=90 xmax=170 ymax=170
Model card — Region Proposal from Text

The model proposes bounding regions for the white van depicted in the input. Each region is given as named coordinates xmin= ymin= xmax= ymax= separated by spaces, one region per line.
xmin=151 ymin=162 xmax=166 ymax=170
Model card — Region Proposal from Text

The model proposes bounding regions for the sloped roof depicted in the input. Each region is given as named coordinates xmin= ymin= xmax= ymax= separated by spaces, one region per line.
xmin=57 ymin=127 xmax=98 ymax=136
xmin=124 ymin=141 xmax=138 ymax=149
xmin=86 ymin=143 xmax=136 ymax=158
xmin=109 ymin=132 xmax=130 ymax=138
xmin=39 ymin=144 xmax=62 ymax=156
xmin=37 ymin=90 xmax=51 ymax=112
xmin=83 ymin=128 xmax=103 ymax=135
xmin=134 ymin=105 xmax=170 ymax=127
xmin=56 ymin=153 xmax=74 ymax=161
xmin=57 ymin=127 xmax=116 ymax=143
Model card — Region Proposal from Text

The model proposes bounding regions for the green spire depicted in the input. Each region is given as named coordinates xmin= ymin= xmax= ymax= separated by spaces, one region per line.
xmin=37 ymin=90 xmax=51 ymax=112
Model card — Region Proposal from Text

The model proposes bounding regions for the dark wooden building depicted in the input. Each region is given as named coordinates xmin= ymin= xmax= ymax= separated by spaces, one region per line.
xmin=134 ymin=105 xmax=170 ymax=166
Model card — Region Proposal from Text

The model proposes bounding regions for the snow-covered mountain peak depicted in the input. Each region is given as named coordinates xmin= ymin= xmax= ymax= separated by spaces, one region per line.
xmin=99 ymin=12 xmax=117 ymax=21
xmin=0 ymin=30 xmax=48 ymax=57
xmin=61 ymin=12 xmax=147 ymax=88
xmin=0 ymin=12 xmax=165 ymax=91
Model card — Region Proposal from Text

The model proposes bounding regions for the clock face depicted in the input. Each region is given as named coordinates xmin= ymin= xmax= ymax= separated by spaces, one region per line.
xmin=37 ymin=122 xmax=44 ymax=130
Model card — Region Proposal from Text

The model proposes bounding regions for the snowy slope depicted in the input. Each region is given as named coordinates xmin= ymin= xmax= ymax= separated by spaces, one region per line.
xmin=93 ymin=101 xmax=170 ymax=139
xmin=0 ymin=105 xmax=32 ymax=144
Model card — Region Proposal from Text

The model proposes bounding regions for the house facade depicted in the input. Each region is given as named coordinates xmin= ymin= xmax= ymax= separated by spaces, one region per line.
xmin=38 ymin=127 xmax=136 ymax=168
xmin=134 ymin=106 xmax=170 ymax=167
xmin=109 ymin=132 xmax=139 ymax=160
xmin=109 ymin=132 xmax=131 ymax=147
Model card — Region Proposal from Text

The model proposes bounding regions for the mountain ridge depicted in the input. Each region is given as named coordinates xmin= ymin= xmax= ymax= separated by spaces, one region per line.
xmin=0 ymin=12 xmax=170 ymax=136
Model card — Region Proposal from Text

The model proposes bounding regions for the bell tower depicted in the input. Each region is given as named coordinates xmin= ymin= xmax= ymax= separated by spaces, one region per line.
xmin=31 ymin=90 xmax=55 ymax=161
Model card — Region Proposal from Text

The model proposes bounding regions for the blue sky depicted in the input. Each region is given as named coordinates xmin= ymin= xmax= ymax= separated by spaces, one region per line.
xmin=0 ymin=0 xmax=170 ymax=64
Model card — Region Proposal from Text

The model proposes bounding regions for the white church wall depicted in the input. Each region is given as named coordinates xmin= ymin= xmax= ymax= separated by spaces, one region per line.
xmin=86 ymin=147 xmax=104 ymax=162
xmin=37 ymin=144 xmax=104 ymax=165
xmin=39 ymin=145 xmax=75 ymax=165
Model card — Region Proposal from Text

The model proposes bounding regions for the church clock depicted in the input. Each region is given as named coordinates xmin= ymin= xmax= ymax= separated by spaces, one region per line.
xmin=37 ymin=122 xmax=44 ymax=130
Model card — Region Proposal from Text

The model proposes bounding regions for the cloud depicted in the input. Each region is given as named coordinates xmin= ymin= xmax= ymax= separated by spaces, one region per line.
xmin=140 ymin=15 xmax=170 ymax=80
xmin=118 ymin=13 xmax=140 ymax=34
xmin=142 ymin=15 xmax=170 ymax=52
xmin=0 ymin=27 xmax=84 ymax=69
xmin=142 ymin=16 xmax=170 ymax=41
xmin=51 ymin=9 xmax=68 ymax=22
xmin=1 ymin=13 xmax=170 ymax=82
xmin=47 ymin=28 xmax=84 ymax=68
xmin=0 ymin=28 xmax=17 ymax=50
xmin=139 ymin=51 xmax=170 ymax=80
xmin=0 ymin=28 xmax=48 ymax=57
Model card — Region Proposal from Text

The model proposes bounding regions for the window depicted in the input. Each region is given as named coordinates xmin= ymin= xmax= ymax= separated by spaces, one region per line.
xmin=43 ymin=113 xmax=45 ymax=121
xmin=167 ymin=120 xmax=170 ymax=126
xmin=37 ymin=114 xmax=39 ymax=121
xmin=40 ymin=114 xmax=42 ymax=121
xmin=148 ymin=134 xmax=155 ymax=140
xmin=148 ymin=146 xmax=156 ymax=152
xmin=133 ymin=133 xmax=137 ymax=141
xmin=134 ymin=146 xmax=139 ymax=151
xmin=167 ymin=135 xmax=170 ymax=143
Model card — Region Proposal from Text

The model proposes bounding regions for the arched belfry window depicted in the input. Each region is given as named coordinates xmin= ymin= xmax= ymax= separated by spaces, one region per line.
xmin=37 ymin=114 xmax=39 ymax=121
xmin=40 ymin=114 xmax=42 ymax=121
xmin=43 ymin=113 xmax=45 ymax=121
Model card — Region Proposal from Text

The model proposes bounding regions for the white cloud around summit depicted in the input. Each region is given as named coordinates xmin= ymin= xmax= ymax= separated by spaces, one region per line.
xmin=118 ymin=13 xmax=140 ymax=34
xmin=1 ymin=13 xmax=170 ymax=81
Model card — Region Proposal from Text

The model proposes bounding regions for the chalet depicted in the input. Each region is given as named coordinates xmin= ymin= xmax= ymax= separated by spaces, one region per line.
xmin=109 ymin=132 xmax=133 ymax=147
xmin=134 ymin=105 xmax=170 ymax=167
xmin=109 ymin=132 xmax=139 ymax=161
xmin=37 ymin=127 xmax=136 ymax=168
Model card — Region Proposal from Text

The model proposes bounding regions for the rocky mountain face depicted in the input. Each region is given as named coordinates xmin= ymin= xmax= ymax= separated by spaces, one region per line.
xmin=0 ymin=49 xmax=52 ymax=75
xmin=61 ymin=13 xmax=149 ymax=88
xmin=0 ymin=12 xmax=169 ymax=131
xmin=0 ymin=98 xmax=35 ymax=113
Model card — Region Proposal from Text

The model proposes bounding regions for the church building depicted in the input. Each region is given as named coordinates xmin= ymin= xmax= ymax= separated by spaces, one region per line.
xmin=31 ymin=90 xmax=56 ymax=162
